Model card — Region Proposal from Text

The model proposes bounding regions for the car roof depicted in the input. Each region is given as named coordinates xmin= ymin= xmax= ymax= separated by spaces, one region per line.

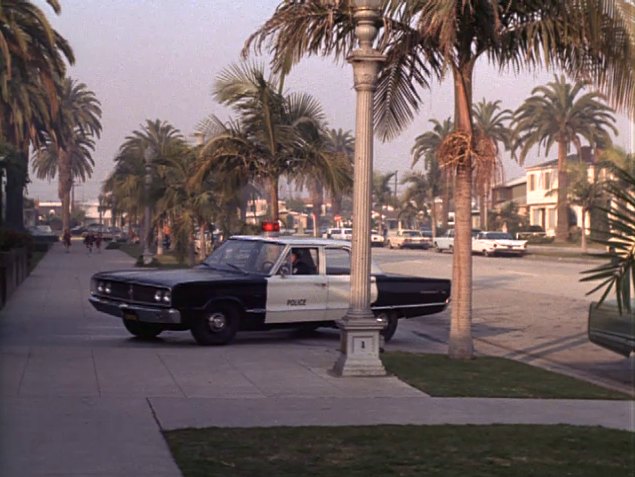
xmin=230 ymin=235 xmax=350 ymax=247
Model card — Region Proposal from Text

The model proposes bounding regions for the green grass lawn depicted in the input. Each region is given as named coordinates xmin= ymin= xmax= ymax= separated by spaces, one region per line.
xmin=381 ymin=352 xmax=631 ymax=399
xmin=164 ymin=424 xmax=634 ymax=477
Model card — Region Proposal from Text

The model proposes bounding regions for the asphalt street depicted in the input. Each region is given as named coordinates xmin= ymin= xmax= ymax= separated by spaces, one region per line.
xmin=372 ymin=247 xmax=634 ymax=393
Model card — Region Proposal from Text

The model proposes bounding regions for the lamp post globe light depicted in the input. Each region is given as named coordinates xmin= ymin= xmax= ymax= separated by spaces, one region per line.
xmin=142 ymin=146 xmax=155 ymax=265
xmin=332 ymin=0 xmax=386 ymax=377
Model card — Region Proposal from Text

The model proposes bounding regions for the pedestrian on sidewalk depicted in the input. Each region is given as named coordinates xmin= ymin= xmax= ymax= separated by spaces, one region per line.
xmin=95 ymin=232 xmax=103 ymax=253
xmin=84 ymin=232 xmax=95 ymax=254
xmin=62 ymin=229 xmax=71 ymax=253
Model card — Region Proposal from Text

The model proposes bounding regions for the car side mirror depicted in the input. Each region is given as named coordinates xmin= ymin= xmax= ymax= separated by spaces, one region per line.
xmin=278 ymin=264 xmax=291 ymax=277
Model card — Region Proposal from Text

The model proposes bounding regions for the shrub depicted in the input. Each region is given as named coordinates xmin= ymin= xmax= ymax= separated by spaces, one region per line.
xmin=0 ymin=229 xmax=33 ymax=252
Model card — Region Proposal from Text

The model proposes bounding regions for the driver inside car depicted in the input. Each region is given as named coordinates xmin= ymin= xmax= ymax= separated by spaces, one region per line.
xmin=290 ymin=249 xmax=315 ymax=275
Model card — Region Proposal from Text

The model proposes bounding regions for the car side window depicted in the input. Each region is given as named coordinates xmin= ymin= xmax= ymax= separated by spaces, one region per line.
xmin=326 ymin=248 xmax=350 ymax=275
xmin=280 ymin=247 xmax=319 ymax=276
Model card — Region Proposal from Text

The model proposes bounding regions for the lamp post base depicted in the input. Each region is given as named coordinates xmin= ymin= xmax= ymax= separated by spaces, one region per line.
xmin=142 ymin=251 xmax=154 ymax=265
xmin=332 ymin=317 xmax=386 ymax=377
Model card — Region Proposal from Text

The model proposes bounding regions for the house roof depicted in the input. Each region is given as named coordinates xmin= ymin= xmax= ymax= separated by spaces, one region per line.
xmin=492 ymin=175 xmax=526 ymax=189
xmin=525 ymin=146 xmax=595 ymax=171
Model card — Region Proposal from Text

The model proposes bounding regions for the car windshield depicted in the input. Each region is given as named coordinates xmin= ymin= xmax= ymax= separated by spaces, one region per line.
xmin=486 ymin=232 xmax=513 ymax=240
xmin=202 ymin=239 xmax=285 ymax=274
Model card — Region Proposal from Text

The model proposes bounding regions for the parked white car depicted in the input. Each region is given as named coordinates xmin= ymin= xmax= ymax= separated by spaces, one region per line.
xmin=386 ymin=230 xmax=430 ymax=249
xmin=322 ymin=228 xmax=352 ymax=240
xmin=370 ymin=230 xmax=385 ymax=247
xmin=472 ymin=231 xmax=527 ymax=257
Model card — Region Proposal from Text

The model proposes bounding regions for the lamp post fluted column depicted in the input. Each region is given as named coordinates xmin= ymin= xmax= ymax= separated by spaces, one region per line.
xmin=333 ymin=0 xmax=386 ymax=377
xmin=143 ymin=147 xmax=155 ymax=265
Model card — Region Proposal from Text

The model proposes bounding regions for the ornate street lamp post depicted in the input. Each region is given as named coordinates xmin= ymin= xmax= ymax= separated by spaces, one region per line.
xmin=333 ymin=0 xmax=386 ymax=376
xmin=142 ymin=146 xmax=155 ymax=265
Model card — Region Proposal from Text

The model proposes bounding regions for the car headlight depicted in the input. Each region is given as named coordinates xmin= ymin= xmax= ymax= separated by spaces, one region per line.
xmin=97 ymin=281 xmax=104 ymax=293
xmin=104 ymin=282 xmax=111 ymax=294
xmin=154 ymin=290 xmax=163 ymax=302
xmin=163 ymin=291 xmax=171 ymax=303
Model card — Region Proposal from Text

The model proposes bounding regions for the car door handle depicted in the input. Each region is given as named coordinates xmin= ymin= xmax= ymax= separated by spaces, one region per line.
xmin=316 ymin=282 xmax=327 ymax=287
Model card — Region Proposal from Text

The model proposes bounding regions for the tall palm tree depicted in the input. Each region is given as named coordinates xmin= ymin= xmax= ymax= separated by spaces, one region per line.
xmin=472 ymin=99 xmax=512 ymax=229
xmin=32 ymin=132 xmax=95 ymax=186
xmin=325 ymin=128 xmax=354 ymax=218
xmin=411 ymin=118 xmax=453 ymax=232
xmin=372 ymin=171 xmax=396 ymax=233
xmin=46 ymin=78 xmax=102 ymax=231
xmin=195 ymin=62 xmax=329 ymax=223
xmin=512 ymin=76 xmax=617 ymax=242
xmin=400 ymin=170 xmax=429 ymax=229
xmin=0 ymin=0 xmax=74 ymax=229
xmin=246 ymin=0 xmax=634 ymax=359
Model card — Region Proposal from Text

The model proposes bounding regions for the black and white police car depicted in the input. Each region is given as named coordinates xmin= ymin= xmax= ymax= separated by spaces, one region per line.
xmin=89 ymin=232 xmax=451 ymax=345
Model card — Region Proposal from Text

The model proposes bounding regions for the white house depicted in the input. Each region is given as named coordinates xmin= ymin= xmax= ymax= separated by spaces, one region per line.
xmin=525 ymin=147 xmax=597 ymax=237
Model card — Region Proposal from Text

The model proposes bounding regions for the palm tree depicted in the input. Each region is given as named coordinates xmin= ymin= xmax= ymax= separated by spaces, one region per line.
xmin=411 ymin=118 xmax=453 ymax=233
xmin=246 ymin=0 xmax=634 ymax=359
xmin=372 ymin=171 xmax=396 ymax=233
xmin=195 ymin=62 xmax=332 ymax=224
xmin=325 ymin=128 xmax=355 ymax=218
xmin=512 ymin=76 xmax=617 ymax=242
xmin=46 ymin=78 xmax=102 ymax=231
xmin=105 ymin=120 xmax=184 ymax=246
xmin=400 ymin=171 xmax=429 ymax=229
xmin=567 ymin=161 xmax=608 ymax=253
xmin=32 ymin=132 xmax=95 ymax=188
xmin=581 ymin=161 xmax=635 ymax=313
xmin=472 ymin=99 xmax=512 ymax=229
xmin=0 ymin=0 xmax=74 ymax=229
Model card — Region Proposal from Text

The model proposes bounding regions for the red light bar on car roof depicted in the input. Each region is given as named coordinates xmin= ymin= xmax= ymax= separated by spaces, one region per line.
xmin=261 ymin=221 xmax=280 ymax=233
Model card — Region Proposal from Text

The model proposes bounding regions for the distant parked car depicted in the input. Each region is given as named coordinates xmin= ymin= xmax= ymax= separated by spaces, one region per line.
xmin=27 ymin=225 xmax=59 ymax=242
xmin=472 ymin=231 xmax=527 ymax=257
xmin=386 ymin=230 xmax=430 ymax=250
xmin=516 ymin=225 xmax=546 ymax=240
xmin=370 ymin=230 xmax=385 ymax=247
xmin=323 ymin=228 xmax=352 ymax=240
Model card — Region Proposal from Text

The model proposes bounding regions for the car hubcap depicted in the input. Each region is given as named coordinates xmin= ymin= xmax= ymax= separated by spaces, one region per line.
xmin=207 ymin=312 xmax=227 ymax=332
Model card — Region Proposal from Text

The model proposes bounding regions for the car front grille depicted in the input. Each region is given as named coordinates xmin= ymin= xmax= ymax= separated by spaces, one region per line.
xmin=96 ymin=281 xmax=168 ymax=306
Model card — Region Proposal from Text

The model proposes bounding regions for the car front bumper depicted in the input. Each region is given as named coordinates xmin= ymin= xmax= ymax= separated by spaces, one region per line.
xmin=89 ymin=295 xmax=182 ymax=324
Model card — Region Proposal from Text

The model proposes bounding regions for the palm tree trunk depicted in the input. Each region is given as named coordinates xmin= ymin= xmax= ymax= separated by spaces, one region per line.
xmin=479 ymin=192 xmax=487 ymax=229
xmin=448 ymin=64 xmax=474 ymax=360
xmin=580 ymin=207 xmax=587 ymax=253
xmin=198 ymin=221 xmax=208 ymax=260
xmin=556 ymin=139 xmax=569 ymax=242
xmin=442 ymin=170 xmax=451 ymax=229
xmin=58 ymin=148 xmax=72 ymax=232
xmin=269 ymin=176 xmax=279 ymax=222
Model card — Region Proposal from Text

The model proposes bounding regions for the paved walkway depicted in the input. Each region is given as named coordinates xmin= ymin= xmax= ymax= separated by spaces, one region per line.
xmin=0 ymin=242 xmax=633 ymax=476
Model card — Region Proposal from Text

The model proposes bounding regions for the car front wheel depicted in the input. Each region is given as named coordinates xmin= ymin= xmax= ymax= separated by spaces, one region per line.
xmin=190 ymin=305 xmax=240 ymax=345
xmin=123 ymin=320 xmax=164 ymax=339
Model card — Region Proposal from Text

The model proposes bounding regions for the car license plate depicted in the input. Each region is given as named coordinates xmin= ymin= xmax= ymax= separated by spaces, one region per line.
xmin=123 ymin=312 xmax=137 ymax=321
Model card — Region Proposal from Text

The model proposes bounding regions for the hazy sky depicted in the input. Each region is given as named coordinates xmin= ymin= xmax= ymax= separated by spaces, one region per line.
xmin=28 ymin=0 xmax=634 ymax=202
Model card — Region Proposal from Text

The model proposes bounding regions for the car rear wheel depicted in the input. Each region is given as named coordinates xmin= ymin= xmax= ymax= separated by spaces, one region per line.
xmin=190 ymin=304 xmax=240 ymax=345
xmin=377 ymin=311 xmax=399 ymax=342
xmin=123 ymin=320 xmax=164 ymax=339
xmin=483 ymin=250 xmax=490 ymax=257
xmin=434 ymin=243 xmax=442 ymax=253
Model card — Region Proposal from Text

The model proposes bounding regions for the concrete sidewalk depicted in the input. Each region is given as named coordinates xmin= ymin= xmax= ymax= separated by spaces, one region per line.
xmin=0 ymin=243 xmax=632 ymax=477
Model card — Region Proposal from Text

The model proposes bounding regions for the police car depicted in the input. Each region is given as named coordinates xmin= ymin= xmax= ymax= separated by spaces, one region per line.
xmin=89 ymin=232 xmax=451 ymax=346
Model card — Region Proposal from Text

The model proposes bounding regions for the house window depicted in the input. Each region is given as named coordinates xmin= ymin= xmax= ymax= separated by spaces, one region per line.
xmin=544 ymin=172 xmax=551 ymax=190
xmin=528 ymin=174 xmax=535 ymax=192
